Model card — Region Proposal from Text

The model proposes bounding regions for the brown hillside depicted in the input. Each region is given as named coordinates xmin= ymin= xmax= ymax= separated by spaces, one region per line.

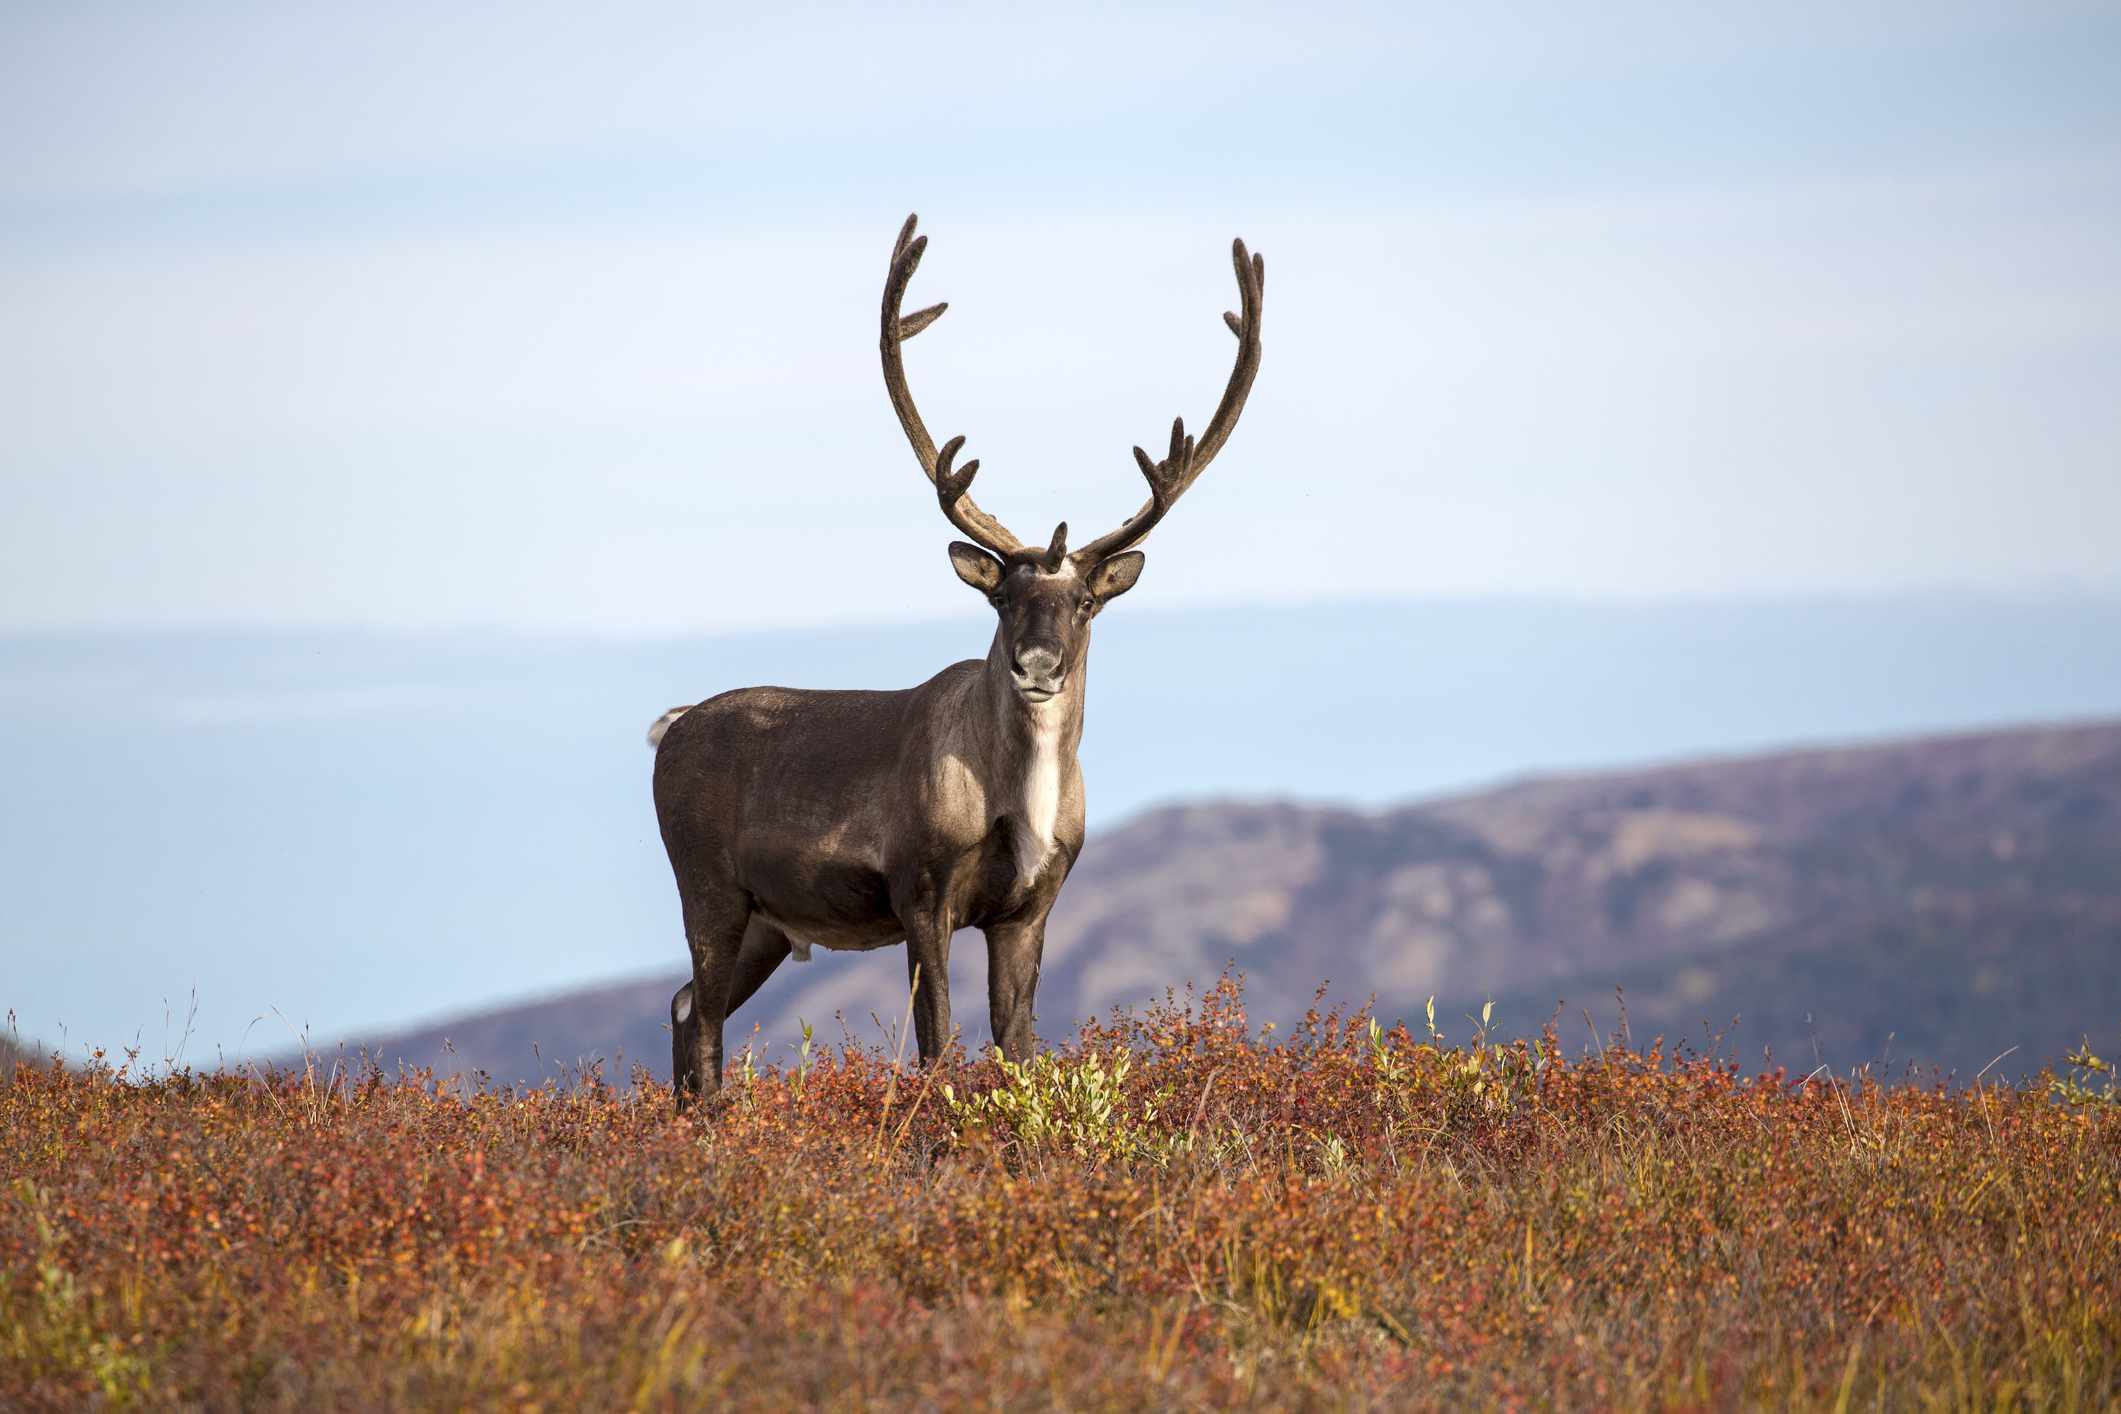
xmin=329 ymin=719 xmax=2121 ymax=1083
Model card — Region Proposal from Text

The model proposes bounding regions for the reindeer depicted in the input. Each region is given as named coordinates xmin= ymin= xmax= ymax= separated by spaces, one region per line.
xmin=652 ymin=214 xmax=1264 ymax=1102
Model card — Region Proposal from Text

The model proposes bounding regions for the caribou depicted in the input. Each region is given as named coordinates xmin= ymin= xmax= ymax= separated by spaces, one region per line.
xmin=652 ymin=214 xmax=1265 ymax=1102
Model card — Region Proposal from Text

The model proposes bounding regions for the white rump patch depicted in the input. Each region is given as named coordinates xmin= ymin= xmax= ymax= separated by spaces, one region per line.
xmin=646 ymin=705 xmax=691 ymax=749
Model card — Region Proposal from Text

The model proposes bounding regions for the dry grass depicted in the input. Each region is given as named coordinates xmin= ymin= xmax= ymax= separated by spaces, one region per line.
xmin=4 ymin=979 xmax=2117 ymax=1410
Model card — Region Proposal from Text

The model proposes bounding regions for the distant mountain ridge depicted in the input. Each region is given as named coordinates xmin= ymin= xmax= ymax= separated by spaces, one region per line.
xmin=326 ymin=718 xmax=2121 ymax=1084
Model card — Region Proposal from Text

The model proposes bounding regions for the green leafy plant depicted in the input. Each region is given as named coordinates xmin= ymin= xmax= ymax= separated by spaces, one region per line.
xmin=943 ymin=1047 xmax=1169 ymax=1165
xmin=791 ymin=1018 xmax=816 ymax=1095
xmin=2051 ymin=1036 xmax=2118 ymax=1107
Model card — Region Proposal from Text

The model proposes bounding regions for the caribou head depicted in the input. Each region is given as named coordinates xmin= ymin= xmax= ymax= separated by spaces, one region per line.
xmin=947 ymin=525 xmax=1121 ymax=706
xmin=881 ymin=214 xmax=1264 ymax=706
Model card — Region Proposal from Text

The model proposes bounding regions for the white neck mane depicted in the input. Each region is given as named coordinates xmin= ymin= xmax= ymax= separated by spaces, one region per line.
xmin=1014 ymin=704 xmax=1065 ymax=884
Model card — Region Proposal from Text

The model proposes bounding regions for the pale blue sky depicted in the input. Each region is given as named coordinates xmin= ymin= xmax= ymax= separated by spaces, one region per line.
xmin=5 ymin=3 xmax=2121 ymax=1062
xmin=5 ymin=1 xmax=2118 ymax=633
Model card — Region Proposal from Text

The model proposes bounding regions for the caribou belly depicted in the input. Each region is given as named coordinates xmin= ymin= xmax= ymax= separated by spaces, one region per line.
xmin=754 ymin=909 xmax=901 ymax=963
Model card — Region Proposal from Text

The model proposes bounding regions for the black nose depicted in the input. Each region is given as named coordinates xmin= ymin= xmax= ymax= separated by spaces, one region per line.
xmin=1013 ymin=643 xmax=1062 ymax=681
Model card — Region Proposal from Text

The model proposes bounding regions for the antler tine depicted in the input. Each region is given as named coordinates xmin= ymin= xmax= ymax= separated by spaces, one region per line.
xmin=933 ymin=434 xmax=1001 ymax=548
xmin=880 ymin=214 xmax=1026 ymax=557
xmin=1073 ymin=237 xmax=1263 ymax=565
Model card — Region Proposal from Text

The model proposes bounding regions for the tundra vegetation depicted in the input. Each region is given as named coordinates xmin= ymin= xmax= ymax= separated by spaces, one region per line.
xmin=3 ymin=980 xmax=2117 ymax=1410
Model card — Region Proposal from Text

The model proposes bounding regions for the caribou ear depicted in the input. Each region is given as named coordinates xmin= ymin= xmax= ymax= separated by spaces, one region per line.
xmin=1087 ymin=552 xmax=1145 ymax=602
xmin=948 ymin=541 xmax=1005 ymax=595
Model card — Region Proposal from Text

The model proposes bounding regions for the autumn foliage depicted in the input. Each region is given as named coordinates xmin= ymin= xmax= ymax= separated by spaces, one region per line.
xmin=4 ymin=980 xmax=2118 ymax=1409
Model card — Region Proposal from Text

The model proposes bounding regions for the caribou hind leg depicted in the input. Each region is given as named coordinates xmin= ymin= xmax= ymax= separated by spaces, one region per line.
xmin=669 ymin=920 xmax=798 ymax=1097
xmin=675 ymin=886 xmax=753 ymax=1109
xmin=670 ymin=983 xmax=696 ymax=1096
xmin=728 ymin=920 xmax=794 ymax=1014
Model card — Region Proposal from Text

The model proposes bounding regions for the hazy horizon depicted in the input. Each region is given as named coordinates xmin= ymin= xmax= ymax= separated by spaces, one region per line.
xmin=8 ymin=592 xmax=2120 ymax=1065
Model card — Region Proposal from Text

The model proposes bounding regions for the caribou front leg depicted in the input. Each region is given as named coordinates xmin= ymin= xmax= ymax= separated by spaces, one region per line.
xmin=900 ymin=916 xmax=955 ymax=1064
xmin=984 ymin=916 xmax=1047 ymax=1062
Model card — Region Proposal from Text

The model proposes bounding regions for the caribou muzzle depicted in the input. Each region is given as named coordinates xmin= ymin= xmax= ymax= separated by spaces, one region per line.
xmin=1011 ymin=641 xmax=1065 ymax=701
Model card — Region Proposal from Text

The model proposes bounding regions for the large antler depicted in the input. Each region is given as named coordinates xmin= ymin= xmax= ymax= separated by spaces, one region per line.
xmin=881 ymin=214 xmax=1027 ymax=558
xmin=1072 ymin=238 xmax=1265 ymax=566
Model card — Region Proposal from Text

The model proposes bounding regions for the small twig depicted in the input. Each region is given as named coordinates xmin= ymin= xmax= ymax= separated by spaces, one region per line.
xmin=1188 ymin=1068 xmax=1222 ymax=1143
xmin=1975 ymin=1045 xmax=2020 ymax=1083
xmin=1807 ymin=1029 xmax=1861 ymax=1154
xmin=1973 ymin=1045 xmax=2018 ymax=1150
xmin=875 ymin=964 xmax=921 ymax=1151
xmin=888 ymin=1062 xmax=942 ymax=1157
